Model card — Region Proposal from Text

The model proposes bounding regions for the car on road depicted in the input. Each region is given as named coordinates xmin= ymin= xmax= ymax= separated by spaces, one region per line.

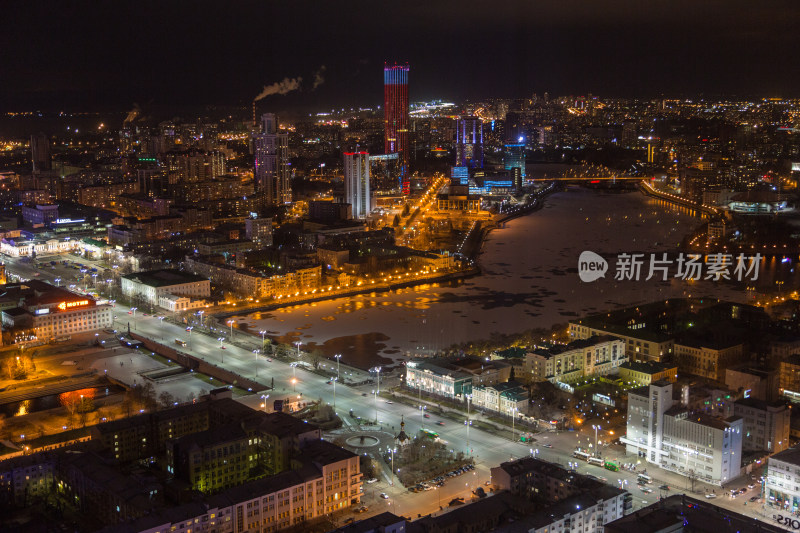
xmin=221 ymin=346 xmax=226 ymax=350
xmin=366 ymin=478 xmax=378 ymax=484
xmin=659 ymin=485 xmax=670 ymax=490
xmin=747 ymin=484 xmax=755 ymax=489
xmin=385 ymin=401 xmax=393 ymax=404
xmin=362 ymin=393 xmax=368 ymax=397
xmin=749 ymin=496 xmax=759 ymax=502
xmin=355 ymin=506 xmax=368 ymax=513
xmin=543 ymin=443 xmax=553 ymax=448
xmin=705 ymin=493 xmax=717 ymax=499
xmin=326 ymin=381 xmax=332 ymax=385
xmin=641 ymin=488 xmax=653 ymax=493
xmin=424 ymin=413 xmax=430 ymax=418
xmin=739 ymin=488 xmax=747 ymax=494
xmin=380 ymin=493 xmax=389 ymax=499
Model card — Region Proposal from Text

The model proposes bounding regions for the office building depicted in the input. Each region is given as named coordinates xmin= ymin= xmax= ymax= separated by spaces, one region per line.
xmin=384 ymin=63 xmax=409 ymax=194
xmin=159 ymin=149 xmax=226 ymax=183
xmin=455 ymin=115 xmax=483 ymax=169
xmin=254 ymin=113 xmax=291 ymax=205
xmin=30 ymin=133 xmax=51 ymax=172
xmin=121 ymin=269 xmax=210 ymax=307
xmin=451 ymin=165 xmax=469 ymax=185
xmin=732 ymin=397 xmax=790 ymax=453
xmin=343 ymin=151 xmax=371 ymax=219
xmin=725 ymin=365 xmax=779 ymax=402
xmin=504 ymin=143 xmax=526 ymax=181
xmin=766 ymin=446 xmax=800 ymax=519
xmin=21 ymin=203 xmax=58 ymax=227
xmin=623 ymin=380 xmax=742 ymax=485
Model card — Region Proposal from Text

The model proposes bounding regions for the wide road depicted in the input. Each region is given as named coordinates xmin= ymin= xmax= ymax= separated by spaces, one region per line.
xmin=3 ymin=253 xmax=772 ymax=523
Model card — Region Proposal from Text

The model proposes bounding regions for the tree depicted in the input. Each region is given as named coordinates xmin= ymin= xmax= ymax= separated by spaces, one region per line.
xmin=402 ymin=204 xmax=410 ymax=217
xmin=159 ymin=391 xmax=175 ymax=409
xmin=304 ymin=349 xmax=324 ymax=370
xmin=393 ymin=215 xmax=400 ymax=227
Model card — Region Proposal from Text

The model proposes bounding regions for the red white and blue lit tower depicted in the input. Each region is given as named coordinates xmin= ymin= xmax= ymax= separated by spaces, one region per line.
xmin=384 ymin=63 xmax=410 ymax=194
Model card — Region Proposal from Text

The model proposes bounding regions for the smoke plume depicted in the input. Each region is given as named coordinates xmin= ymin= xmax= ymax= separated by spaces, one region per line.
xmin=312 ymin=66 xmax=327 ymax=90
xmin=123 ymin=103 xmax=142 ymax=123
xmin=254 ymin=77 xmax=303 ymax=101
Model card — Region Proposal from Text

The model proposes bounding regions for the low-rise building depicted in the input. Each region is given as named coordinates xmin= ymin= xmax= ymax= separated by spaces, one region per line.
xmin=732 ymin=397 xmax=790 ymax=453
xmin=725 ymin=365 xmax=779 ymax=402
xmin=0 ymin=281 xmax=113 ymax=342
xmin=405 ymin=359 xmax=473 ymax=401
xmin=618 ymin=360 xmax=678 ymax=387
xmin=766 ymin=446 xmax=800 ymax=519
xmin=675 ymin=338 xmax=745 ymax=382
xmin=622 ymin=380 xmax=742 ymax=485
xmin=121 ymin=269 xmax=211 ymax=308
xmin=526 ymin=336 xmax=627 ymax=384
xmin=471 ymin=381 xmax=529 ymax=416
xmin=779 ymin=355 xmax=800 ymax=402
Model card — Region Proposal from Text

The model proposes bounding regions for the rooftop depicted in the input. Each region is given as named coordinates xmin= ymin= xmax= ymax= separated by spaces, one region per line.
xmin=122 ymin=268 xmax=208 ymax=287
xmin=619 ymin=360 xmax=676 ymax=374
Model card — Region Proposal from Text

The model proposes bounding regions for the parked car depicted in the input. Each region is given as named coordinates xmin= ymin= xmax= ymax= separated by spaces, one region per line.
xmin=380 ymin=493 xmax=389 ymax=499
xmin=543 ymin=443 xmax=553 ymax=448
xmin=366 ymin=478 xmax=378 ymax=484
xmin=436 ymin=421 xmax=445 ymax=426
xmin=705 ymin=493 xmax=717 ymax=499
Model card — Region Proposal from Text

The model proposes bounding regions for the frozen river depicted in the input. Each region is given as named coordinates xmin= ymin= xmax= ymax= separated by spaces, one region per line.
xmin=232 ymin=188 xmax=760 ymax=369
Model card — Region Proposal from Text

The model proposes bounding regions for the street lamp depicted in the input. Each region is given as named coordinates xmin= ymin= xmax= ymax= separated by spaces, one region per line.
xmin=592 ymin=425 xmax=601 ymax=457
xmin=187 ymin=326 xmax=193 ymax=349
xmin=131 ymin=307 xmax=138 ymax=330
xmin=218 ymin=337 xmax=225 ymax=363
xmin=290 ymin=363 xmax=299 ymax=391
xmin=334 ymin=353 xmax=342 ymax=381
xmin=295 ymin=341 xmax=302 ymax=358
xmin=260 ymin=394 xmax=270 ymax=412
xmin=332 ymin=377 xmax=337 ymax=410
xmin=227 ymin=320 xmax=235 ymax=340
xmin=371 ymin=366 xmax=382 ymax=394
xmin=465 ymin=394 xmax=472 ymax=455
xmin=253 ymin=350 xmax=260 ymax=378
xmin=390 ymin=447 xmax=397 ymax=486
xmin=373 ymin=390 xmax=378 ymax=424
xmin=197 ymin=310 xmax=204 ymax=328
xmin=511 ymin=407 xmax=517 ymax=441
xmin=260 ymin=330 xmax=267 ymax=353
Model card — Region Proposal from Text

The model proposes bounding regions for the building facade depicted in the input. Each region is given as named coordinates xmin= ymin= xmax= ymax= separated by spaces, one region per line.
xmin=343 ymin=152 xmax=371 ymax=219
xmin=384 ymin=64 xmax=409 ymax=194
xmin=254 ymin=113 xmax=291 ymax=205
xmin=405 ymin=360 xmax=472 ymax=401
xmin=623 ymin=380 xmax=742 ymax=485
xmin=526 ymin=336 xmax=627 ymax=384
xmin=470 ymin=381 xmax=528 ymax=416
xmin=121 ymin=269 xmax=210 ymax=308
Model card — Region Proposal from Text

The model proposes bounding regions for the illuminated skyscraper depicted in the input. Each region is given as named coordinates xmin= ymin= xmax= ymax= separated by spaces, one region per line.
xmin=384 ymin=63 xmax=409 ymax=194
xmin=504 ymin=143 xmax=526 ymax=181
xmin=254 ymin=113 xmax=291 ymax=205
xmin=343 ymin=151 xmax=371 ymax=219
xmin=455 ymin=116 xmax=483 ymax=169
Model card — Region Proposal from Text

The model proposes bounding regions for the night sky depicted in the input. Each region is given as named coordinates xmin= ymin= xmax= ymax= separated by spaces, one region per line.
xmin=2 ymin=0 xmax=799 ymax=111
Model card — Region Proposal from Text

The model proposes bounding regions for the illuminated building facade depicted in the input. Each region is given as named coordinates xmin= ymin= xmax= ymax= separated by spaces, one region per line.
xmin=343 ymin=151 xmax=371 ymax=219
xmin=384 ymin=63 xmax=409 ymax=194
xmin=254 ymin=113 xmax=291 ymax=205
xmin=0 ymin=281 xmax=112 ymax=341
xmin=504 ymin=143 xmax=526 ymax=180
xmin=455 ymin=115 xmax=483 ymax=169
xmin=121 ymin=269 xmax=211 ymax=307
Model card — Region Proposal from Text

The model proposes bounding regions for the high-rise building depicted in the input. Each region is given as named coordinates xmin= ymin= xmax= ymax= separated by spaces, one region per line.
xmin=384 ymin=63 xmax=409 ymax=194
xmin=343 ymin=151 xmax=371 ymax=219
xmin=455 ymin=116 xmax=483 ymax=169
xmin=30 ymin=133 xmax=51 ymax=172
xmin=504 ymin=143 xmax=526 ymax=180
xmin=254 ymin=113 xmax=291 ymax=205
